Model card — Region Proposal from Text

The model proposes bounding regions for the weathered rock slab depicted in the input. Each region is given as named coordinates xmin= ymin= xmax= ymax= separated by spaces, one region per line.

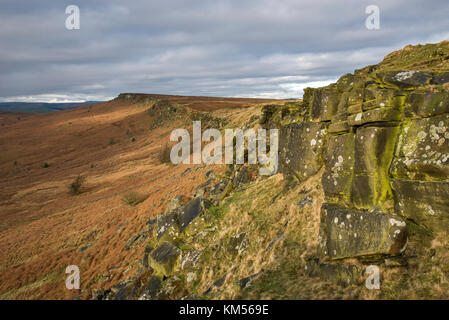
xmin=328 ymin=121 xmax=349 ymax=134
xmin=392 ymin=179 xmax=449 ymax=233
xmin=319 ymin=203 xmax=407 ymax=260
xmin=351 ymin=126 xmax=399 ymax=208
xmin=305 ymin=257 xmax=361 ymax=286
xmin=227 ymin=232 xmax=249 ymax=256
xmin=348 ymin=107 xmax=402 ymax=126
xmin=379 ymin=71 xmax=433 ymax=88
xmin=431 ymin=72 xmax=449 ymax=85
xmin=156 ymin=197 xmax=210 ymax=241
xmin=141 ymin=275 xmax=162 ymax=299
xmin=322 ymin=133 xmax=354 ymax=202
xmin=404 ymin=92 xmax=449 ymax=118
xmin=311 ymin=89 xmax=339 ymax=122
xmin=148 ymin=241 xmax=181 ymax=276
xmin=354 ymin=126 xmax=399 ymax=175
xmin=178 ymin=197 xmax=206 ymax=232
xmin=279 ymin=122 xmax=327 ymax=182
xmin=156 ymin=212 xmax=178 ymax=241
xmin=391 ymin=113 xmax=449 ymax=180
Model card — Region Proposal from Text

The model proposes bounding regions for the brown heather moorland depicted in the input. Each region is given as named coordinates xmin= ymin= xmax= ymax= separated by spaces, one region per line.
xmin=0 ymin=94 xmax=281 ymax=299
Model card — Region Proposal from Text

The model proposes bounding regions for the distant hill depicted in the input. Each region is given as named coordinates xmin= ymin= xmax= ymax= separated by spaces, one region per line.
xmin=0 ymin=101 xmax=102 ymax=113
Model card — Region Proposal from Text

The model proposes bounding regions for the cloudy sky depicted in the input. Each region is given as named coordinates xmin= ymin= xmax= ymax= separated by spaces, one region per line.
xmin=1 ymin=0 xmax=448 ymax=102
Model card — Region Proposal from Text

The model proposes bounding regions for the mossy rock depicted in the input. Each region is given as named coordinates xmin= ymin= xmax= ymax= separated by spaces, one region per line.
xmin=178 ymin=197 xmax=209 ymax=232
xmin=155 ymin=212 xmax=179 ymax=243
xmin=155 ymin=197 xmax=211 ymax=243
xmin=348 ymin=88 xmax=365 ymax=106
xmin=148 ymin=241 xmax=181 ymax=276
xmin=431 ymin=72 xmax=449 ymax=85
xmin=391 ymin=113 xmax=449 ymax=181
xmin=259 ymin=104 xmax=280 ymax=126
xmin=351 ymin=175 xmax=381 ymax=209
xmin=311 ymin=88 xmax=340 ymax=122
xmin=354 ymin=126 xmax=399 ymax=176
xmin=226 ymin=232 xmax=249 ymax=257
xmin=351 ymin=126 xmax=399 ymax=208
xmin=404 ymin=91 xmax=449 ymax=119
xmin=336 ymin=73 xmax=356 ymax=92
xmin=328 ymin=121 xmax=349 ymax=134
xmin=331 ymin=112 xmax=348 ymax=123
xmin=337 ymin=92 xmax=349 ymax=114
xmin=347 ymin=103 xmax=363 ymax=115
xmin=279 ymin=122 xmax=327 ymax=182
xmin=322 ymin=133 xmax=355 ymax=203
xmin=378 ymin=70 xmax=433 ymax=89
xmin=303 ymin=87 xmax=315 ymax=107
xmin=348 ymin=107 xmax=402 ymax=126
xmin=392 ymin=179 xmax=449 ymax=233
xmin=374 ymin=88 xmax=405 ymax=109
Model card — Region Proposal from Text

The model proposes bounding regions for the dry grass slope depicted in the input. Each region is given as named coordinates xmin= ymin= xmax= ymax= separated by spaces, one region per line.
xmin=0 ymin=94 xmax=280 ymax=299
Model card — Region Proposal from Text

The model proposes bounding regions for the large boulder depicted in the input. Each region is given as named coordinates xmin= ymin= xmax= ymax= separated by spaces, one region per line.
xmin=404 ymin=92 xmax=449 ymax=118
xmin=318 ymin=203 xmax=407 ymax=260
xmin=391 ymin=113 xmax=449 ymax=181
xmin=148 ymin=241 xmax=181 ymax=276
xmin=431 ymin=72 xmax=449 ymax=85
xmin=155 ymin=212 xmax=178 ymax=242
xmin=279 ymin=122 xmax=327 ymax=182
xmin=322 ymin=133 xmax=355 ymax=203
xmin=178 ymin=197 xmax=207 ymax=232
xmin=156 ymin=197 xmax=210 ymax=241
xmin=311 ymin=88 xmax=340 ymax=122
xmin=264 ymin=64 xmax=449 ymax=270
xmin=392 ymin=179 xmax=449 ymax=233
xmin=378 ymin=71 xmax=433 ymax=88
xmin=352 ymin=126 xmax=399 ymax=209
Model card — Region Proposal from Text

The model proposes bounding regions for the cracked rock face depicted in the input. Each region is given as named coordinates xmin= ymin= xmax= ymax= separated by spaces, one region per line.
xmin=262 ymin=64 xmax=449 ymax=259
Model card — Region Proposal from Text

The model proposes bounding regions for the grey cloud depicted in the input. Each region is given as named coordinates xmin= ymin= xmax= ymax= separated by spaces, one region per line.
xmin=0 ymin=0 xmax=449 ymax=101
